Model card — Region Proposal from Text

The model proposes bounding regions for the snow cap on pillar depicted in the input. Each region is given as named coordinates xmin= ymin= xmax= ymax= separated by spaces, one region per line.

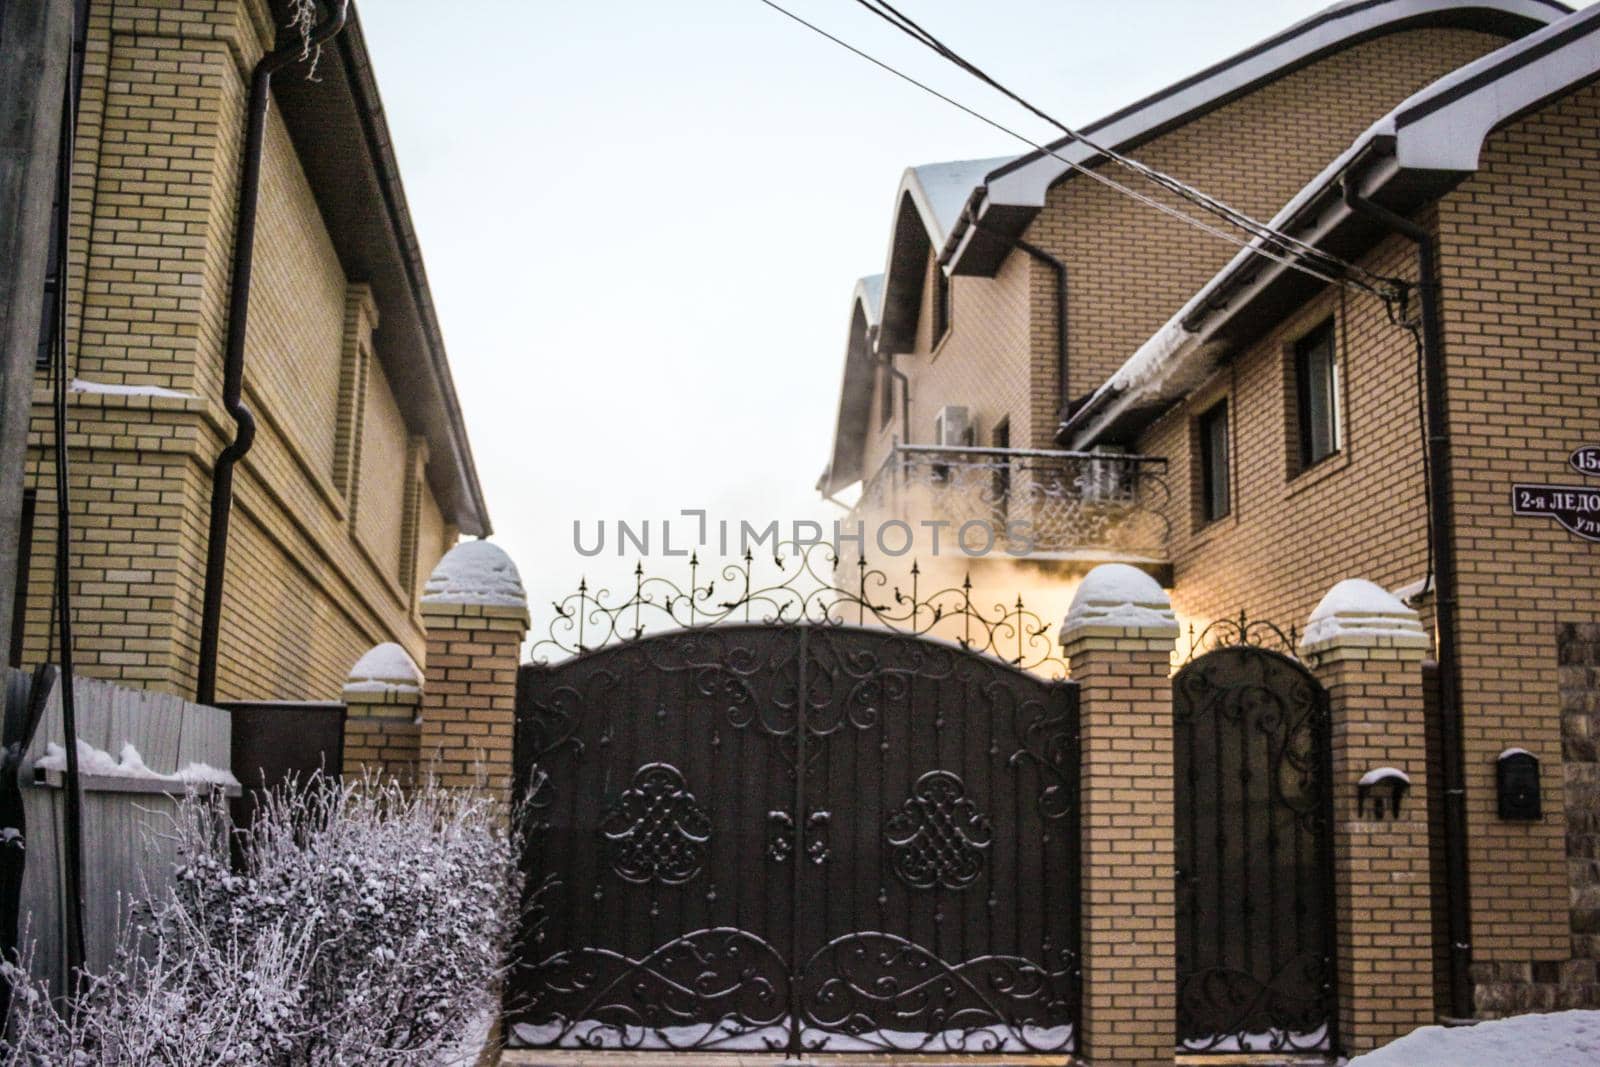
xmin=422 ymin=539 xmax=527 ymax=610
xmin=343 ymin=642 xmax=423 ymax=699
xmin=1300 ymin=578 xmax=1428 ymax=655
xmin=1061 ymin=563 xmax=1178 ymax=643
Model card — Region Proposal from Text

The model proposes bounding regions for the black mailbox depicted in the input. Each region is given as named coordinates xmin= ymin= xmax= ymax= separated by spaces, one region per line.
xmin=1496 ymin=749 xmax=1541 ymax=820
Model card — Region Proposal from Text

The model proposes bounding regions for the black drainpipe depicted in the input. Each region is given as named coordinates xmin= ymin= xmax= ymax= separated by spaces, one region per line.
xmin=1342 ymin=169 xmax=1473 ymax=1021
xmin=961 ymin=212 xmax=1070 ymax=424
xmin=196 ymin=2 xmax=349 ymax=705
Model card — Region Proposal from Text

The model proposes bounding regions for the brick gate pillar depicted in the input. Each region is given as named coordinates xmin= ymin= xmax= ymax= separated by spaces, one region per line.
xmin=1300 ymin=579 xmax=1434 ymax=1055
xmin=418 ymin=541 xmax=529 ymax=804
xmin=341 ymin=641 xmax=424 ymax=785
xmin=1060 ymin=564 xmax=1178 ymax=1067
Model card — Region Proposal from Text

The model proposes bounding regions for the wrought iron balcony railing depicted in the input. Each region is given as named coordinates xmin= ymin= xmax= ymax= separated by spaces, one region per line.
xmin=849 ymin=444 xmax=1171 ymax=562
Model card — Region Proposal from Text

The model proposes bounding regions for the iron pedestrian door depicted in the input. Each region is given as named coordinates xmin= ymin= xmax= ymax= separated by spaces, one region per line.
xmin=1173 ymin=641 xmax=1337 ymax=1054
xmin=506 ymin=623 xmax=1080 ymax=1055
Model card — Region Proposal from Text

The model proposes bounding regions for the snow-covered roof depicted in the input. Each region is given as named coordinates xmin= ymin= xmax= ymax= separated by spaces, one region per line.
xmin=1063 ymin=0 xmax=1600 ymax=449
xmin=855 ymin=273 xmax=884 ymax=328
xmin=344 ymin=641 xmax=423 ymax=696
xmin=902 ymin=157 xmax=1013 ymax=250
xmin=1061 ymin=563 xmax=1178 ymax=639
xmin=421 ymin=540 xmax=526 ymax=609
xmin=818 ymin=274 xmax=889 ymax=495
xmin=946 ymin=0 xmax=1566 ymax=277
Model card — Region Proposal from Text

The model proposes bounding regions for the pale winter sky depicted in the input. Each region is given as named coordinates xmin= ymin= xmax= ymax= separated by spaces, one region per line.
xmin=355 ymin=0 xmax=1586 ymax=645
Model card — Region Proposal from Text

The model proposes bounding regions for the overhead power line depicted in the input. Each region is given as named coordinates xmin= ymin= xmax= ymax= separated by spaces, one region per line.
xmin=754 ymin=0 xmax=1396 ymax=299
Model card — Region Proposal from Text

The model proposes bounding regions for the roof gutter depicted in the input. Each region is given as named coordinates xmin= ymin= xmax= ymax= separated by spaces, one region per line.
xmin=197 ymin=1 xmax=349 ymax=706
xmin=333 ymin=12 xmax=490 ymax=536
xmin=1342 ymin=166 xmax=1474 ymax=1023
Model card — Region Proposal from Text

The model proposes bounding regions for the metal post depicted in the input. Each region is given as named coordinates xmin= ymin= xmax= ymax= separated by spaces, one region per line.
xmin=0 ymin=0 xmax=72 ymax=662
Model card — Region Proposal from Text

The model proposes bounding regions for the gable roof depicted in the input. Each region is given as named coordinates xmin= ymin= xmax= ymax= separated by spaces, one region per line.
xmin=818 ymin=276 xmax=886 ymax=496
xmin=945 ymin=0 xmax=1567 ymax=278
xmin=1059 ymin=0 xmax=1600 ymax=449
xmin=875 ymin=157 xmax=1011 ymax=355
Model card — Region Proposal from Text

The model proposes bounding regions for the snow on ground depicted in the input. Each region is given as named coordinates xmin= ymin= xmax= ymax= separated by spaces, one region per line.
xmin=1348 ymin=1010 xmax=1600 ymax=1066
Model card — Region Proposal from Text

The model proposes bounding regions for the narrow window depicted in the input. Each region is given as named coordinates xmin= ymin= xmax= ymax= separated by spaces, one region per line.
xmin=933 ymin=268 xmax=951 ymax=343
xmin=9 ymin=490 xmax=37 ymax=667
xmin=1198 ymin=400 xmax=1231 ymax=524
xmin=878 ymin=365 xmax=893 ymax=430
xmin=1294 ymin=321 xmax=1341 ymax=470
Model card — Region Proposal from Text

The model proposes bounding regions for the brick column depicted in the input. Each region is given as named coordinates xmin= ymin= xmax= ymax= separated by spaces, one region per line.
xmin=341 ymin=642 xmax=424 ymax=785
xmin=417 ymin=541 xmax=528 ymax=802
xmin=1060 ymin=564 xmax=1178 ymax=1067
xmin=1300 ymin=579 xmax=1434 ymax=1055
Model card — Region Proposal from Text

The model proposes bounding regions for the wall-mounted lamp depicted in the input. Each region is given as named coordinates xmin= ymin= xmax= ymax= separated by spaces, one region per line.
xmin=1496 ymin=748 xmax=1541 ymax=820
xmin=1357 ymin=766 xmax=1411 ymax=819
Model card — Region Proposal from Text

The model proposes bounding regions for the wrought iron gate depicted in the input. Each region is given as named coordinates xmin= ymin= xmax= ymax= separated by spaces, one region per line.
xmin=1173 ymin=622 xmax=1336 ymax=1054
xmin=505 ymin=553 xmax=1079 ymax=1055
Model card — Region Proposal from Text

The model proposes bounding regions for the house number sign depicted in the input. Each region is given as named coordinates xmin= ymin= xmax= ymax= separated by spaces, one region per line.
xmin=1512 ymin=447 xmax=1600 ymax=542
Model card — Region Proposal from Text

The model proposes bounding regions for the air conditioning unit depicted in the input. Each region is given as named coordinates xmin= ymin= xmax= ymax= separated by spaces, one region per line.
xmin=932 ymin=405 xmax=973 ymax=447
xmin=1083 ymin=444 xmax=1130 ymax=503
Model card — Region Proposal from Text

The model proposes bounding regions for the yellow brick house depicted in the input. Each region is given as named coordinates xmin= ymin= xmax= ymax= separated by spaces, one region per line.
xmin=9 ymin=0 xmax=489 ymax=704
xmin=817 ymin=0 xmax=1600 ymax=1047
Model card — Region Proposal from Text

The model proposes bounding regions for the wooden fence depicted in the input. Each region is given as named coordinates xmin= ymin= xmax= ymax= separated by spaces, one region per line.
xmin=5 ymin=670 xmax=233 ymax=997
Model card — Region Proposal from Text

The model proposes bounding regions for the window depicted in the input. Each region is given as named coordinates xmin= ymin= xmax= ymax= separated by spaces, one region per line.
xmin=9 ymin=490 xmax=36 ymax=667
xmin=1198 ymin=400 xmax=1231 ymax=524
xmin=878 ymin=365 xmax=893 ymax=430
xmin=1294 ymin=322 xmax=1341 ymax=471
xmin=933 ymin=268 xmax=951 ymax=343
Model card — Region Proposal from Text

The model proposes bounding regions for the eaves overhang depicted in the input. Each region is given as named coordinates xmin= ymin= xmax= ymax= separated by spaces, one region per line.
xmin=1059 ymin=0 xmax=1600 ymax=451
xmin=267 ymin=0 xmax=491 ymax=536
xmin=818 ymin=276 xmax=886 ymax=497
xmin=944 ymin=0 xmax=1568 ymax=279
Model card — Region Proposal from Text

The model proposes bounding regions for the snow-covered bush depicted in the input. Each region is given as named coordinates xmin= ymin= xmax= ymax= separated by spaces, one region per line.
xmin=2 ymin=776 xmax=520 ymax=1065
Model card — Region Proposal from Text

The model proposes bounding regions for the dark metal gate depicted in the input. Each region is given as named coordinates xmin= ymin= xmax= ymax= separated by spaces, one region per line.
xmin=505 ymin=554 xmax=1079 ymax=1055
xmin=1173 ymin=622 xmax=1336 ymax=1054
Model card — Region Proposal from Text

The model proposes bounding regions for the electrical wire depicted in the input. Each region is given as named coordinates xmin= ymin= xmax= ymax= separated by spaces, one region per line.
xmin=851 ymin=0 xmax=1398 ymax=296
xmin=754 ymin=0 xmax=1394 ymax=298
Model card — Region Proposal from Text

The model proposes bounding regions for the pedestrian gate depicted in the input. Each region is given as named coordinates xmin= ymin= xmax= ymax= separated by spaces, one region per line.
xmin=1173 ymin=622 xmax=1337 ymax=1054
xmin=504 ymin=554 xmax=1079 ymax=1055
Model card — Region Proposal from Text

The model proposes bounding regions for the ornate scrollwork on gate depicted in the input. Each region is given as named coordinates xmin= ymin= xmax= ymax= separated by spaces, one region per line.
xmin=600 ymin=763 xmax=712 ymax=885
xmin=884 ymin=770 xmax=993 ymax=891
xmin=516 ymin=926 xmax=791 ymax=1051
xmin=766 ymin=809 xmax=831 ymax=865
xmin=528 ymin=542 xmax=1068 ymax=677
xmin=797 ymin=932 xmax=1075 ymax=1053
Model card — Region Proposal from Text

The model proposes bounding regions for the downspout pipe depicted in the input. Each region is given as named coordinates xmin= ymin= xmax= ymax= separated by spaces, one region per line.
xmin=961 ymin=212 xmax=1071 ymax=427
xmin=1342 ymin=169 xmax=1473 ymax=1021
xmin=196 ymin=2 xmax=349 ymax=705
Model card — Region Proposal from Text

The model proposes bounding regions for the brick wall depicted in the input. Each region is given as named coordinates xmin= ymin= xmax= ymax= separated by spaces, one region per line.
xmin=13 ymin=0 xmax=458 ymax=702
xmin=1434 ymin=80 xmax=1600 ymax=1010
xmin=1143 ymin=231 xmax=1430 ymax=636
xmin=1126 ymin=71 xmax=1600 ymax=1017
xmin=858 ymin=24 xmax=1513 ymax=493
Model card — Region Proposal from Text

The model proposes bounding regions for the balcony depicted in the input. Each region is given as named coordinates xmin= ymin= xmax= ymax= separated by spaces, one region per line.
xmin=847 ymin=444 xmax=1171 ymax=571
